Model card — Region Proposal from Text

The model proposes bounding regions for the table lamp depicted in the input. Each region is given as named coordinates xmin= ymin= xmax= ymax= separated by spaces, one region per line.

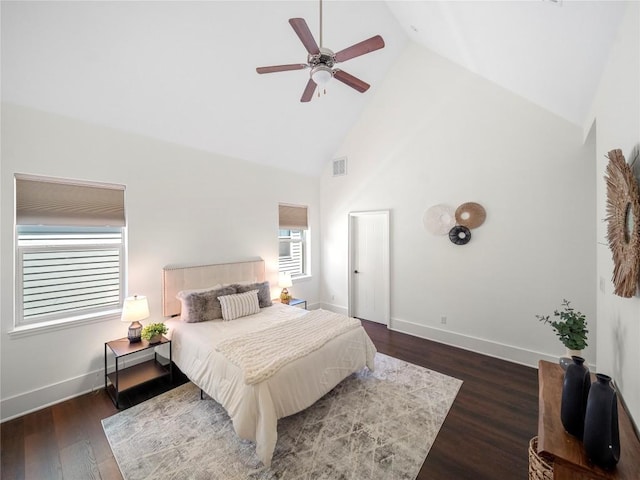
xmin=121 ymin=294 xmax=149 ymax=343
xmin=278 ymin=272 xmax=293 ymax=304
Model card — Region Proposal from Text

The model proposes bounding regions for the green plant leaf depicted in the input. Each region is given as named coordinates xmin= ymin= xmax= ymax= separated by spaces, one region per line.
xmin=536 ymin=300 xmax=588 ymax=350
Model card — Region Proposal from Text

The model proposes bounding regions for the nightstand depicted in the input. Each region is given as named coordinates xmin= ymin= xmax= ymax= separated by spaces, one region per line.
xmin=104 ymin=336 xmax=172 ymax=408
xmin=279 ymin=297 xmax=307 ymax=309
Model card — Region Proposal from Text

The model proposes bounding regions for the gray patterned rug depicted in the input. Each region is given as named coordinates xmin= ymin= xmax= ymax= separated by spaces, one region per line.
xmin=102 ymin=353 xmax=462 ymax=480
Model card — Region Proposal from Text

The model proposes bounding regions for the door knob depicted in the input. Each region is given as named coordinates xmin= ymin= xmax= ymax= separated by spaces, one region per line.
xmin=354 ymin=270 xmax=360 ymax=274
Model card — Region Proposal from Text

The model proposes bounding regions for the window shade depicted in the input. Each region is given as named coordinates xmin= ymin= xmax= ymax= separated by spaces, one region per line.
xmin=16 ymin=175 xmax=126 ymax=227
xmin=279 ymin=204 xmax=308 ymax=230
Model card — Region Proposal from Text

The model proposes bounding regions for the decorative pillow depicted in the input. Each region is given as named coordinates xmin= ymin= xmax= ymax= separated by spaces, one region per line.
xmin=232 ymin=281 xmax=273 ymax=308
xmin=218 ymin=290 xmax=260 ymax=321
xmin=177 ymin=285 xmax=236 ymax=322
xmin=176 ymin=284 xmax=222 ymax=296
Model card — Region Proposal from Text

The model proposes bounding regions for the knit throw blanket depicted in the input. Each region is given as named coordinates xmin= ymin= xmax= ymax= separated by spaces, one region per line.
xmin=216 ymin=310 xmax=362 ymax=385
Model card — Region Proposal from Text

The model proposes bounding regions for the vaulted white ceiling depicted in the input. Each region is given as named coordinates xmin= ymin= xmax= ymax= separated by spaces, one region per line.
xmin=1 ymin=1 xmax=628 ymax=176
xmin=387 ymin=0 xmax=627 ymax=128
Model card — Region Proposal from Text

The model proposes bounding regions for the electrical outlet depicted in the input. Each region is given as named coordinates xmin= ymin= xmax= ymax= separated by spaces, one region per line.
xmin=440 ymin=315 xmax=447 ymax=325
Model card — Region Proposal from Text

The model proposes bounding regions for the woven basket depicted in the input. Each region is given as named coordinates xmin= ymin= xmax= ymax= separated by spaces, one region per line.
xmin=528 ymin=436 xmax=554 ymax=480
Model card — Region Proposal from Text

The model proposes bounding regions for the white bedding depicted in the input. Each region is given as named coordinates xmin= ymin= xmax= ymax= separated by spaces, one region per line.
xmin=164 ymin=303 xmax=376 ymax=466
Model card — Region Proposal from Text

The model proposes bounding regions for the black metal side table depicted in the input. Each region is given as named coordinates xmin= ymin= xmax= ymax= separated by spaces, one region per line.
xmin=104 ymin=336 xmax=172 ymax=408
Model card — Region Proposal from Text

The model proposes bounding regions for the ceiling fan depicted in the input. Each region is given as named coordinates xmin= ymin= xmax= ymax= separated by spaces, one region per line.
xmin=256 ymin=0 xmax=385 ymax=102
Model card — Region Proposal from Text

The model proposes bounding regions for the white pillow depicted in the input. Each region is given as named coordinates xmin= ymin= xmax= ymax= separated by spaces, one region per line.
xmin=218 ymin=290 xmax=260 ymax=321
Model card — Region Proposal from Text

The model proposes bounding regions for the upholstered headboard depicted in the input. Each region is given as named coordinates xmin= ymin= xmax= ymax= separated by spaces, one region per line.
xmin=162 ymin=259 xmax=266 ymax=317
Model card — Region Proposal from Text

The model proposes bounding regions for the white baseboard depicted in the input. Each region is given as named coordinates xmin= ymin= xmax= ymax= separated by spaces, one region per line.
xmin=389 ymin=317 xmax=594 ymax=370
xmin=1 ymin=351 xmax=156 ymax=422
xmin=317 ymin=302 xmax=347 ymax=315
xmin=320 ymin=304 xmax=590 ymax=370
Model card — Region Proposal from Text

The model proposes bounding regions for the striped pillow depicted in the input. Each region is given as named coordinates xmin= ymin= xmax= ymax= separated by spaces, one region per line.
xmin=218 ymin=290 xmax=260 ymax=321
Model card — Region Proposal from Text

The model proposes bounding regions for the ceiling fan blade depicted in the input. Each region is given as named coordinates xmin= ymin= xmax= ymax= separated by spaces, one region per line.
xmin=289 ymin=18 xmax=320 ymax=55
xmin=300 ymin=78 xmax=317 ymax=103
xmin=335 ymin=35 xmax=385 ymax=63
xmin=333 ymin=70 xmax=370 ymax=93
xmin=256 ymin=64 xmax=308 ymax=74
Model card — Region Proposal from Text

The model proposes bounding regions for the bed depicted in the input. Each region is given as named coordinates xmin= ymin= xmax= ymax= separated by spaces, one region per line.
xmin=161 ymin=259 xmax=376 ymax=467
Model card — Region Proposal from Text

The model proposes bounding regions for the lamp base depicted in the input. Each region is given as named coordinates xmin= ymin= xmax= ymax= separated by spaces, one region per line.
xmin=128 ymin=321 xmax=142 ymax=343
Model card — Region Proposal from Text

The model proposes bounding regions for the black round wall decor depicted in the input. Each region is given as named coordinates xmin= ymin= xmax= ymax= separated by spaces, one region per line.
xmin=449 ymin=225 xmax=471 ymax=245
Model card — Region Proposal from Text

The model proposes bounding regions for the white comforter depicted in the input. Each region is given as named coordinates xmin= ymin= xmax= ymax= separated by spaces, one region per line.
xmin=164 ymin=304 xmax=376 ymax=466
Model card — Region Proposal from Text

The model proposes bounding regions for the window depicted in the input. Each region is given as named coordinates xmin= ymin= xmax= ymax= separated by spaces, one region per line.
xmin=278 ymin=204 xmax=309 ymax=278
xmin=278 ymin=228 xmax=306 ymax=276
xmin=14 ymin=174 xmax=126 ymax=329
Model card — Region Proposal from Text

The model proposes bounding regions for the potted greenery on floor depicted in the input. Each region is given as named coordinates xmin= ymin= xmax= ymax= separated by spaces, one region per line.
xmin=536 ymin=299 xmax=588 ymax=370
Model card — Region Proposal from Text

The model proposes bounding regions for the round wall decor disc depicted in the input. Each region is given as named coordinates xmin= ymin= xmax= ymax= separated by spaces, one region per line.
xmin=455 ymin=202 xmax=486 ymax=229
xmin=449 ymin=225 xmax=471 ymax=245
xmin=423 ymin=205 xmax=456 ymax=235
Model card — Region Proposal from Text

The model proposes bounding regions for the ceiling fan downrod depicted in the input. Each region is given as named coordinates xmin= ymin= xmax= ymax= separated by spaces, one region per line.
xmin=315 ymin=0 xmax=329 ymax=98
xmin=319 ymin=0 xmax=323 ymax=48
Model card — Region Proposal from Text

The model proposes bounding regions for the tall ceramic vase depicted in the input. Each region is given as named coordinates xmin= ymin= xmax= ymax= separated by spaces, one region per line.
xmin=559 ymin=348 xmax=583 ymax=371
xmin=560 ymin=356 xmax=590 ymax=439
xmin=583 ymin=374 xmax=620 ymax=470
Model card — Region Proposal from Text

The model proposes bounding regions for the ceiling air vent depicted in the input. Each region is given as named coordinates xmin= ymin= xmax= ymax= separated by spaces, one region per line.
xmin=332 ymin=157 xmax=347 ymax=177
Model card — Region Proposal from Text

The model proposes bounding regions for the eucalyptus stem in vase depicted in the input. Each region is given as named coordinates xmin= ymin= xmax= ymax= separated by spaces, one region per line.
xmin=536 ymin=299 xmax=588 ymax=370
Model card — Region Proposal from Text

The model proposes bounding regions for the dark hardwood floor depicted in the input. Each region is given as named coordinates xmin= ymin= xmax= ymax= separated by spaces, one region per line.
xmin=362 ymin=320 xmax=539 ymax=479
xmin=1 ymin=321 xmax=538 ymax=479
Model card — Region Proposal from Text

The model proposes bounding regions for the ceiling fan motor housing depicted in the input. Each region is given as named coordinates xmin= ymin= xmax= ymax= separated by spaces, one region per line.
xmin=308 ymin=47 xmax=336 ymax=68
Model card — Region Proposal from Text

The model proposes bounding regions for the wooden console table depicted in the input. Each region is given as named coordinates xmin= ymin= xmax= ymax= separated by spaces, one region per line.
xmin=537 ymin=360 xmax=640 ymax=479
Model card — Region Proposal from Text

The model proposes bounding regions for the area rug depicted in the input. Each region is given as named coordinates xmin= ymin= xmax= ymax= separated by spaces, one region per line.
xmin=102 ymin=353 xmax=462 ymax=480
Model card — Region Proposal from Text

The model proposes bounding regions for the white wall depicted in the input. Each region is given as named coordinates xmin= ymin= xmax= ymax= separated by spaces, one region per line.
xmin=0 ymin=103 xmax=320 ymax=420
xmin=589 ymin=2 xmax=640 ymax=425
xmin=320 ymin=42 xmax=597 ymax=368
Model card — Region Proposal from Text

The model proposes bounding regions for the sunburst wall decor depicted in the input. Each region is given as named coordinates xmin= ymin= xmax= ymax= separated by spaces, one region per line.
xmin=605 ymin=149 xmax=640 ymax=298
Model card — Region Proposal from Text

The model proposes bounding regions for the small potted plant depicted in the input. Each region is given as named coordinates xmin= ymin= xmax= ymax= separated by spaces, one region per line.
xmin=141 ymin=322 xmax=169 ymax=344
xmin=536 ymin=299 xmax=588 ymax=369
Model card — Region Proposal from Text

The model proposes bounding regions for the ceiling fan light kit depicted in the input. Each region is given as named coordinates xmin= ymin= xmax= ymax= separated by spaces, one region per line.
xmin=311 ymin=64 xmax=333 ymax=85
xmin=256 ymin=0 xmax=385 ymax=102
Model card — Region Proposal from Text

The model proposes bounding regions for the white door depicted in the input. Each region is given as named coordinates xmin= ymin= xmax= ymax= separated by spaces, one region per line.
xmin=348 ymin=211 xmax=390 ymax=325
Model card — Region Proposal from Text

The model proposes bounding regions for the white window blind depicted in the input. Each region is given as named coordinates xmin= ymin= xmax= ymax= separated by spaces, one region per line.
xmin=18 ymin=227 xmax=124 ymax=323
xmin=15 ymin=175 xmax=126 ymax=328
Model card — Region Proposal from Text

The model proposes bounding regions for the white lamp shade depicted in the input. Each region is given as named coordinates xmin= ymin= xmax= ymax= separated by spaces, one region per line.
xmin=121 ymin=295 xmax=150 ymax=322
xmin=278 ymin=272 xmax=293 ymax=289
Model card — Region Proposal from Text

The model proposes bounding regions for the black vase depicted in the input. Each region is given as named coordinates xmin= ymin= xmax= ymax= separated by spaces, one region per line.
xmin=583 ymin=374 xmax=620 ymax=470
xmin=560 ymin=356 xmax=590 ymax=439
